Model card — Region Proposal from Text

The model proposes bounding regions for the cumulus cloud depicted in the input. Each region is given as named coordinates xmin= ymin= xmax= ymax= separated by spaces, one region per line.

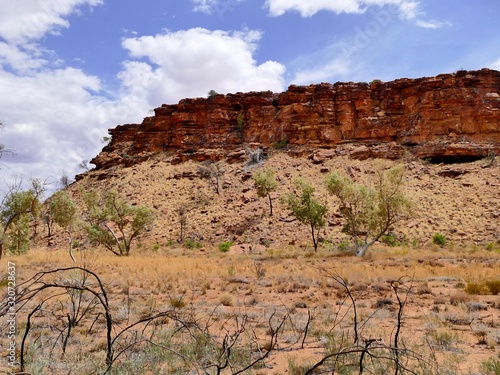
xmin=121 ymin=28 xmax=286 ymax=104
xmin=0 ymin=0 xmax=103 ymax=44
xmin=0 ymin=2 xmax=285 ymax=185
xmin=0 ymin=0 xmax=135 ymax=185
xmin=0 ymin=67 xmax=143 ymax=184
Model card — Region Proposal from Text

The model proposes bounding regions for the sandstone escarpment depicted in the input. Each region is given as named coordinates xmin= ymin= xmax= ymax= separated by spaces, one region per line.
xmin=92 ymin=69 xmax=500 ymax=169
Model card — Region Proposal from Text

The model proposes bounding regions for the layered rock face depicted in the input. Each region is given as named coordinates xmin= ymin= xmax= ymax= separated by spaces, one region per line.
xmin=92 ymin=69 xmax=500 ymax=169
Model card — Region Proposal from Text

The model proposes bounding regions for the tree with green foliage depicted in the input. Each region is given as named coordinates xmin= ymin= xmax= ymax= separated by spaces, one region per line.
xmin=252 ymin=168 xmax=278 ymax=216
xmin=50 ymin=190 xmax=78 ymax=261
xmin=283 ymin=179 xmax=327 ymax=252
xmin=0 ymin=179 xmax=44 ymax=258
xmin=83 ymin=190 xmax=154 ymax=256
xmin=207 ymin=89 xmax=219 ymax=98
xmin=326 ymin=164 xmax=412 ymax=257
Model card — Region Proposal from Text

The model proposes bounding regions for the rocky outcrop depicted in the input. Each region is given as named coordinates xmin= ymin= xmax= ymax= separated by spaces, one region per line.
xmin=92 ymin=69 xmax=500 ymax=169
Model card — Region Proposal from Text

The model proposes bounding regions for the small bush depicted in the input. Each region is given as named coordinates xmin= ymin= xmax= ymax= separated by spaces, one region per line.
xmin=464 ymin=282 xmax=489 ymax=295
xmin=169 ymin=296 xmax=186 ymax=309
xmin=427 ymin=330 xmax=459 ymax=351
xmin=218 ymin=241 xmax=233 ymax=252
xmin=184 ymin=240 xmax=202 ymax=249
xmin=449 ymin=291 xmax=471 ymax=305
xmin=481 ymin=356 xmax=500 ymax=375
xmin=288 ymin=359 xmax=313 ymax=375
xmin=272 ymin=139 xmax=287 ymax=149
xmin=432 ymin=233 xmax=447 ymax=247
xmin=0 ymin=275 xmax=8 ymax=288
xmin=219 ymin=293 xmax=233 ymax=306
xmin=485 ymin=280 xmax=500 ymax=295
xmin=380 ymin=233 xmax=399 ymax=247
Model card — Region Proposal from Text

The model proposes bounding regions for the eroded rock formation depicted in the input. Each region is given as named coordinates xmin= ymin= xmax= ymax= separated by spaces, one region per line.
xmin=92 ymin=69 xmax=500 ymax=169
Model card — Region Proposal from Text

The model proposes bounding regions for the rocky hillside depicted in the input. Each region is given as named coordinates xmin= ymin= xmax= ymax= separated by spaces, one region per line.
xmin=91 ymin=68 xmax=500 ymax=170
xmin=70 ymin=152 xmax=499 ymax=251
xmin=64 ymin=69 xmax=500 ymax=251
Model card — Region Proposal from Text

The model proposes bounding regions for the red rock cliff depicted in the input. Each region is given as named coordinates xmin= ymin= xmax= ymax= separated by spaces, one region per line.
xmin=92 ymin=69 xmax=500 ymax=169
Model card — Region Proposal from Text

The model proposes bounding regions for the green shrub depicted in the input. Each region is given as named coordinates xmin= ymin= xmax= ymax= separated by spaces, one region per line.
xmin=152 ymin=243 xmax=160 ymax=252
xmin=481 ymin=356 xmax=500 ymax=375
xmin=272 ymin=139 xmax=287 ymax=149
xmin=184 ymin=240 xmax=202 ymax=249
xmin=380 ymin=233 xmax=399 ymax=247
xmin=218 ymin=241 xmax=233 ymax=252
xmin=432 ymin=233 xmax=447 ymax=247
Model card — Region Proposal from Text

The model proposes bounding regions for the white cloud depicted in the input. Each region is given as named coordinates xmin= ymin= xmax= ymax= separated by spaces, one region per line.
xmin=490 ymin=58 xmax=500 ymax=71
xmin=264 ymin=0 xmax=446 ymax=29
xmin=293 ymin=58 xmax=354 ymax=85
xmin=415 ymin=19 xmax=450 ymax=29
xmin=0 ymin=22 xmax=285 ymax=184
xmin=0 ymin=42 xmax=47 ymax=72
xmin=121 ymin=28 xmax=286 ymax=104
xmin=192 ymin=0 xmax=244 ymax=15
xmin=265 ymin=0 xmax=417 ymax=18
xmin=0 ymin=67 xmax=144 ymax=184
xmin=0 ymin=0 xmax=103 ymax=44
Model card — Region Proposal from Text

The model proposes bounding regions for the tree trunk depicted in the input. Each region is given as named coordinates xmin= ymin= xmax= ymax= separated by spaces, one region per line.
xmin=356 ymin=240 xmax=376 ymax=257
xmin=68 ymin=231 xmax=76 ymax=263
xmin=267 ymin=193 xmax=273 ymax=216
xmin=310 ymin=223 xmax=318 ymax=252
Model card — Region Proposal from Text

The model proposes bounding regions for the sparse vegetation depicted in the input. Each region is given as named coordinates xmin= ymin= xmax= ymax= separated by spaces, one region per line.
xmin=49 ymin=190 xmax=77 ymax=261
xmin=0 ymin=178 xmax=44 ymax=258
xmin=481 ymin=356 xmax=500 ymax=375
xmin=464 ymin=281 xmax=490 ymax=295
xmin=326 ymin=164 xmax=412 ymax=256
xmin=252 ymin=167 xmax=278 ymax=216
xmin=197 ymin=161 xmax=225 ymax=195
xmin=433 ymin=232 xmax=447 ymax=247
xmin=83 ymin=190 xmax=155 ymax=256
xmin=283 ymin=179 xmax=327 ymax=252
xmin=184 ymin=239 xmax=202 ymax=249
xmin=218 ymin=240 xmax=233 ymax=252
xmin=485 ymin=279 xmax=500 ymax=295
xmin=1 ymin=144 xmax=499 ymax=374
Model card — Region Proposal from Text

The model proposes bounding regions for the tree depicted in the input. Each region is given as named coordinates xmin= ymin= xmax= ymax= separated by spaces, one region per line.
xmin=283 ymin=179 xmax=327 ymax=252
xmin=0 ymin=179 xmax=43 ymax=258
xmin=326 ymin=164 xmax=413 ymax=257
xmin=78 ymin=160 xmax=91 ymax=171
xmin=207 ymin=89 xmax=218 ymax=98
xmin=252 ymin=168 xmax=278 ymax=216
xmin=59 ymin=170 xmax=71 ymax=189
xmin=175 ymin=202 xmax=190 ymax=243
xmin=83 ymin=190 xmax=154 ymax=256
xmin=50 ymin=191 xmax=78 ymax=262
xmin=197 ymin=161 xmax=225 ymax=195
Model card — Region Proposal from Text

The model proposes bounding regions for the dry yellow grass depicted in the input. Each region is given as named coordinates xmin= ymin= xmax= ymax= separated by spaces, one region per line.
xmin=3 ymin=244 xmax=499 ymax=374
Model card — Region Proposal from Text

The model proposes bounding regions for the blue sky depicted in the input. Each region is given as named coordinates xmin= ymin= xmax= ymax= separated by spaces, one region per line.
xmin=0 ymin=0 xmax=499 ymax=189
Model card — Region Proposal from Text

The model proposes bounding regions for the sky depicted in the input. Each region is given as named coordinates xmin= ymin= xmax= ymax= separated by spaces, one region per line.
xmin=0 ymin=0 xmax=499 ymax=190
